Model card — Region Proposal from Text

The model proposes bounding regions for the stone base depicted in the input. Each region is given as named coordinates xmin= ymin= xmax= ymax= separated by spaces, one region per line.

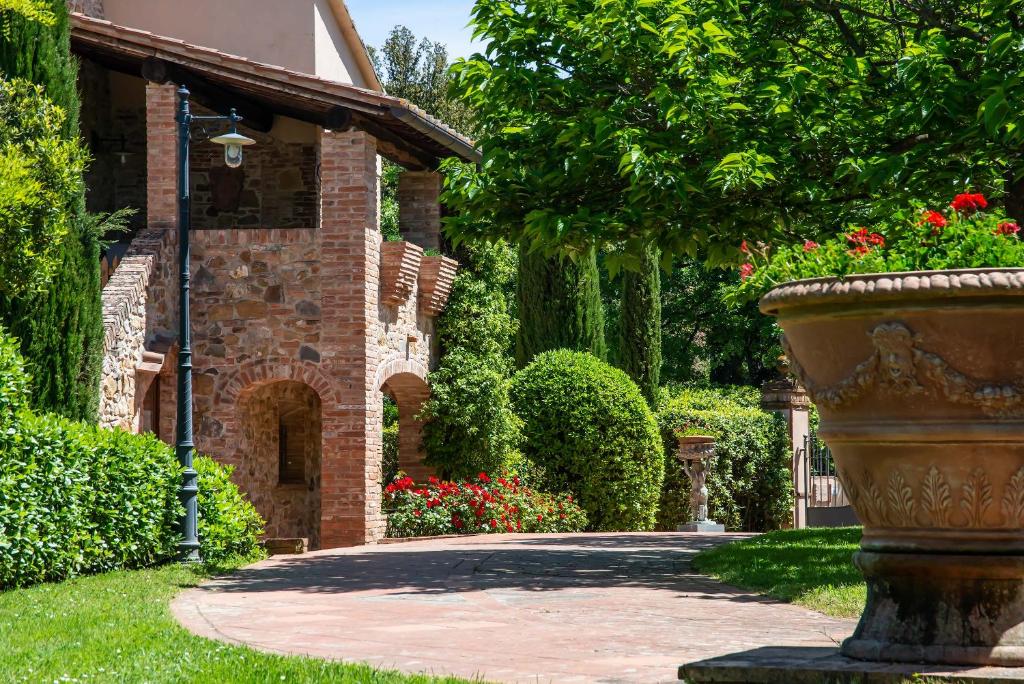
xmin=677 ymin=521 xmax=725 ymax=533
xmin=679 ymin=646 xmax=1024 ymax=683
xmin=264 ymin=538 xmax=308 ymax=555
xmin=845 ymin=551 xmax=1024 ymax=666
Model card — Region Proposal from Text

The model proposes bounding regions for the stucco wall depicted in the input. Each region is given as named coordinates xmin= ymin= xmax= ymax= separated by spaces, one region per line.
xmin=100 ymin=0 xmax=371 ymax=88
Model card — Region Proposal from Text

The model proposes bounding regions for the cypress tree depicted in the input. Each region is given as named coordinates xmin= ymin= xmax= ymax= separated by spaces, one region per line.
xmin=515 ymin=245 xmax=605 ymax=367
xmin=0 ymin=0 xmax=103 ymax=420
xmin=618 ymin=244 xmax=662 ymax=405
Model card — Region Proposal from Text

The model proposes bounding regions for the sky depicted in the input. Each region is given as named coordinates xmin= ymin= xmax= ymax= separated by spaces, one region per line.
xmin=346 ymin=0 xmax=485 ymax=60
xmin=345 ymin=0 xmax=484 ymax=60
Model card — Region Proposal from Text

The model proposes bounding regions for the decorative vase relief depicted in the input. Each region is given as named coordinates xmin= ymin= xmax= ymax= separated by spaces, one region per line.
xmin=783 ymin=321 xmax=1024 ymax=416
xmin=787 ymin=321 xmax=1024 ymax=529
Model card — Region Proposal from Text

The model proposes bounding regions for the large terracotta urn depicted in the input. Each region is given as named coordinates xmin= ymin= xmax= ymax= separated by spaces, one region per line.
xmin=760 ymin=268 xmax=1024 ymax=666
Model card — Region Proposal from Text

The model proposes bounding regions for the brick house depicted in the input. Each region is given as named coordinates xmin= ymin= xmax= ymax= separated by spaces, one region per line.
xmin=68 ymin=0 xmax=476 ymax=549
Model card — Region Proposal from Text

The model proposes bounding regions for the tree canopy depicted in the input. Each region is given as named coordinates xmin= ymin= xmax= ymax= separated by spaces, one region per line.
xmin=443 ymin=0 xmax=1024 ymax=264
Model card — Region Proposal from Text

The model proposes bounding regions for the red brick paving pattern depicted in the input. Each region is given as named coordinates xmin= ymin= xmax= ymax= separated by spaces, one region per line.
xmin=171 ymin=533 xmax=856 ymax=683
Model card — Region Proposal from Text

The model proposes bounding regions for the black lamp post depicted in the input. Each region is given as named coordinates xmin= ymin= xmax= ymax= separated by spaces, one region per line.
xmin=175 ymin=85 xmax=255 ymax=563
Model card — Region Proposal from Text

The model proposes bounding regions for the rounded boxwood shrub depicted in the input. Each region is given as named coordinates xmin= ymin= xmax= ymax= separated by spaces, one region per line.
xmin=510 ymin=349 xmax=663 ymax=531
xmin=657 ymin=387 xmax=792 ymax=532
xmin=195 ymin=456 xmax=265 ymax=564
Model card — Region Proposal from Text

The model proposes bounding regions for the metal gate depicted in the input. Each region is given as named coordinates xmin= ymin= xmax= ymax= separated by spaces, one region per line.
xmin=802 ymin=432 xmax=859 ymax=527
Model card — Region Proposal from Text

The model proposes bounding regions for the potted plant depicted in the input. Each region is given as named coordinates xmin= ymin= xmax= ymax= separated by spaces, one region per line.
xmin=738 ymin=194 xmax=1024 ymax=666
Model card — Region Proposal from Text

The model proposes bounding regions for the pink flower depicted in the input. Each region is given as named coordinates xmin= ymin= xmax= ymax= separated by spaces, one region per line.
xmin=739 ymin=263 xmax=755 ymax=280
xmin=740 ymin=240 xmax=750 ymax=254
xmin=997 ymin=222 xmax=1021 ymax=236
xmin=802 ymin=240 xmax=818 ymax=252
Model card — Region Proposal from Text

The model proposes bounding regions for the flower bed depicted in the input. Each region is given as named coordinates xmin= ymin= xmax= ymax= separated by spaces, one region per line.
xmin=385 ymin=473 xmax=587 ymax=538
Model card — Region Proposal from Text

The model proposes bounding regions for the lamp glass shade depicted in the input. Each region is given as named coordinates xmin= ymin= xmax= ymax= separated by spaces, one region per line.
xmin=209 ymin=132 xmax=255 ymax=169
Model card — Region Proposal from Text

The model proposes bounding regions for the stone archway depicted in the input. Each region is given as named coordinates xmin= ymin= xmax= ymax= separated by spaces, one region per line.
xmin=379 ymin=371 xmax=433 ymax=483
xmin=237 ymin=380 xmax=323 ymax=549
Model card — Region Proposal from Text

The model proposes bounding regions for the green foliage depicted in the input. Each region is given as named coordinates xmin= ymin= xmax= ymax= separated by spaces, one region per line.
xmin=693 ymin=527 xmax=865 ymax=617
xmin=618 ymin=243 xmax=661 ymax=405
xmin=0 ymin=412 xmax=182 ymax=588
xmin=422 ymin=240 xmax=521 ymax=479
xmin=194 ymin=456 xmax=265 ymax=565
xmin=384 ymin=473 xmax=587 ymax=537
xmin=0 ymin=79 xmax=85 ymax=296
xmin=371 ymin=25 xmax=475 ymax=134
xmin=0 ymin=0 xmax=54 ymax=26
xmin=737 ymin=196 xmax=1024 ymax=299
xmin=0 ymin=325 xmax=28 ymax=423
xmin=515 ymin=246 xmax=605 ymax=366
xmin=382 ymin=395 xmax=400 ymax=486
xmin=657 ymin=387 xmax=792 ymax=532
xmin=510 ymin=350 xmax=663 ymax=531
xmin=0 ymin=0 xmax=102 ymax=421
xmin=445 ymin=0 xmax=1024 ymax=266
xmin=661 ymin=260 xmax=780 ymax=387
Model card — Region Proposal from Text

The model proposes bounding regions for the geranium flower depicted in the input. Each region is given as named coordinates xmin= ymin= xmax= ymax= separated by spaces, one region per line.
xmin=802 ymin=240 xmax=819 ymax=252
xmin=997 ymin=222 xmax=1021 ymax=236
xmin=951 ymin=193 xmax=987 ymax=214
xmin=922 ymin=210 xmax=946 ymax=230
xmin=478 ymin=472 xmax=491 ymax=483
xmin=739 ymin=263 xmax=755 ymax=280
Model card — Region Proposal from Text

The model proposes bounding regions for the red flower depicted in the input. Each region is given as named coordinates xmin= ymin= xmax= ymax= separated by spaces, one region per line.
xmin=478 ymin=472 xmax=491 ymax=483
xmin=868 ymin=233 xmax=885 ymax=247
xmin=802 ymin=240 xmax=819 ymax=252
xmin=848 ymin=245 xmax=871 ymax=257
xmin=413 ymin=510 xmax=422 ymax=517
xmin=537 ymin=514 xmax=543 ymax=521
xmin=505 ymin=523 xmax=513 ymax=532
xmin=739 ymin=240 xmax=750 ymax=254
xmin=428 ymin=475 xmax=439 ymax=485
xmin=739 ymin=263 xmax=755 ymax=280
xmin=922 ymin=210 xmax=946 ymax=229
xmin=950 ymin=193 xmax=988 ymax=214
xmin=997 ymin=222 xmax=1021 ymax=236
xmin=847 ymin=228 xmax=869 ymax=245
xmin=490 ymin=519 xmax=498 ymax=528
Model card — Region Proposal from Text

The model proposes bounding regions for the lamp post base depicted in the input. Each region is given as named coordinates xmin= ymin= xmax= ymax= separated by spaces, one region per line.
xmin=677 ymin=521 xmax=725 ymax=532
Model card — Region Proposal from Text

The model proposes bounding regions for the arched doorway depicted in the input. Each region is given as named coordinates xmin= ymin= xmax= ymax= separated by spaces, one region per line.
xmin=380 ymin=372 xmax=433 ymax=484
xmin=237 ymin=380 xmax=322 ymax=549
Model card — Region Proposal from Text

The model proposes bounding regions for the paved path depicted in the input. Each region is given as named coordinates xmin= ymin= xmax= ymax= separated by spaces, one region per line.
xmin=172 ymin=533 xmax=856 ymax=683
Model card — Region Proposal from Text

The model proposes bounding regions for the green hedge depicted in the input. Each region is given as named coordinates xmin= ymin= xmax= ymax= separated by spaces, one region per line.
xmin=657 ymin=388 xmax=792 ymax=532
xmin=0 ymin=413 xmax=182 ymax=588
xmin=195 ymin=456 xmax=264 ymax=564
xmin=0 ymin=328 xmax=264 ymax=587
xmin=510 ymin=349 xmax=663 ymax=531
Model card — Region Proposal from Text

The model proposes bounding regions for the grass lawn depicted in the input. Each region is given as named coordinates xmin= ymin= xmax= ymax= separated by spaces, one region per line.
xmin=0 ymin=561 xmax=475 ymax=684
xmin=692 ymin=527 xmax=866 ymax=618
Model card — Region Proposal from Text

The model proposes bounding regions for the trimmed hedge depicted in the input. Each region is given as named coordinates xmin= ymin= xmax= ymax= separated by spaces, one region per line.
xmin=194 ymin=456 xmax=265 ymax=564
xmin=0 ymin=413 xmax=181 ymax=588
xmin=510 ymin=349 xmax=663 ymax=531
xmin=657 ymin=387 xmax=792 ymax=532
xmin=0 ymin=328 xmax=264 ymax=587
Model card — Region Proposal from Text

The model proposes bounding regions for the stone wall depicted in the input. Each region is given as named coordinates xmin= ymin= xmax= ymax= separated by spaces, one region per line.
xmin=98 ymin=230 xmax=170 ymax=431
xmin=189 ymin=109 xmax=317 ymax=230
xmin=238 ymin=380 xmax=322 ymax=546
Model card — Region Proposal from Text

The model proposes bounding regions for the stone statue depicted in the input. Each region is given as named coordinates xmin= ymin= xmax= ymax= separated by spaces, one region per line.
xmin=675 ymin=434 xmax=724 ymax=532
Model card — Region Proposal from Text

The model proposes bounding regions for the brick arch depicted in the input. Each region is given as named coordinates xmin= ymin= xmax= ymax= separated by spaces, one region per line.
xmin=218 ymin=357 xmax=339 ymax=407
xmin=377 ymin=359 xmax=433 ymax=484
xmin=374 ymin=356 xmax=428 ymax=393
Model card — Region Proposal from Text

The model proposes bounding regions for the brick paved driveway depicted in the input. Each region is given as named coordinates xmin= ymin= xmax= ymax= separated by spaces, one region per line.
xmin=171 ymin=533 xmax=855 ymax=683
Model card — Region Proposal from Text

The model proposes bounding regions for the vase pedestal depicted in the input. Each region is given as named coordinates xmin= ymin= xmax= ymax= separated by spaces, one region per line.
xmin=677 ymin=521 xmax=725 ymax=533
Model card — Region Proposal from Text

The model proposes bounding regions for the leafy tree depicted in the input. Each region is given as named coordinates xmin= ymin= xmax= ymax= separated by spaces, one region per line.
xmin=515 ymin=245 xmax=605 ymax=367
xmin=617 ymin=243 xmax=661 ymax=404
xmin=0 ymin=0 xmax=103 ymax=421
xmin=421 ymin=240 xmax=522 ymax=479
xmin=661 ymin=260 xmax=779 ymax=387
xmin=370 ymin=25 xmax=474 ymax=135
xmin=443 ymin=0 xmax=1024 ymax=263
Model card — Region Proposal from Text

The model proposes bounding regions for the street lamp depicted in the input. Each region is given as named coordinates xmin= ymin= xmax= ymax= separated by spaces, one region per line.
xmin=175 ymin=85 xmax=256 ymax=562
